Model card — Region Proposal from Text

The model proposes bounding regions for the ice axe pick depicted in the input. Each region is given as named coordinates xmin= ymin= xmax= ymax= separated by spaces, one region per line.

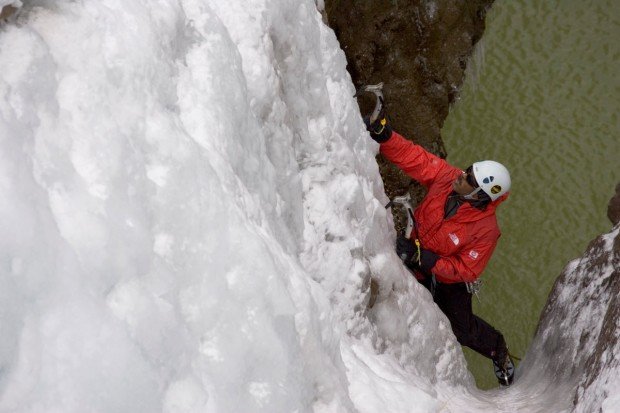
xmin=354 ymin=82 xmax=385 ymax=124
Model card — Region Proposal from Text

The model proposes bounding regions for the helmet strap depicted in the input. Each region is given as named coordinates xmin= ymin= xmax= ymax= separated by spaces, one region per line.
xmin=462 ymin=187 xmax=482 ymax=200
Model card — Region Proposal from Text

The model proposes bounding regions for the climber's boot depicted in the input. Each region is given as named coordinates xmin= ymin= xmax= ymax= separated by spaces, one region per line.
xmin=493 ymin=353 xmax=515 ymax=386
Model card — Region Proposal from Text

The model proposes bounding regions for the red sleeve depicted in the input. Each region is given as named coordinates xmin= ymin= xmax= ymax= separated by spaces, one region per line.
xmin=380 ymin=131 xmax=456 ymax=188
xmin=432 ymin=238 xmax=498 ymax=283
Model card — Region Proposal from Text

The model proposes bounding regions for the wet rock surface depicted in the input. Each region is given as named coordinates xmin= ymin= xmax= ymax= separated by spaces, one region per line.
xmin=325 ymin=0 xmax=493 ymax=206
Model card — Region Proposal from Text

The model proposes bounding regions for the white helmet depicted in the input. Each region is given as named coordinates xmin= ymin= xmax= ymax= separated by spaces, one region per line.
xmin=472 ymin=160 xmax=511 ymax=201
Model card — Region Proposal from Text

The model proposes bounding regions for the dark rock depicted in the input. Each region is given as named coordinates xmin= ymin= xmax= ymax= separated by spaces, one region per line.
xmin=607 ymin=182 xmax=620 ymax=225
xmin=325 ymin=0 xmax=494 ymax=207
xmin=0 ymin=5 xmax=17 ymax=21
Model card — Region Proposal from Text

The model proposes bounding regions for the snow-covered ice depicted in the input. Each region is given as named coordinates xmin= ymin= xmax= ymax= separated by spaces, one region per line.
xmin=0 ymin=1 xmax=617 ymax=412
xmin=0 ymin=1 xmax=468 ymax=411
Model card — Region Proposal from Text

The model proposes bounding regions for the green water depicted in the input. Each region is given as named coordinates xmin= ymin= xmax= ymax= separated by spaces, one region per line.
xmin=442 ymin=0 xmax=620 ymax=389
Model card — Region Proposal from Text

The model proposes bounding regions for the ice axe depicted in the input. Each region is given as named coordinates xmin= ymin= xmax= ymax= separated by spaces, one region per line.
xmin=354 ymin=82 xmax=385 ymax=124
xmin=385 ymin=192 xmax=415 ymax=239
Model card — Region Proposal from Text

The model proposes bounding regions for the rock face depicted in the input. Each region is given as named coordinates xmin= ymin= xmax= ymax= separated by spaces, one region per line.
xmin=325 ymin=0 xmax=494 ymax=202
xmin=519 ymin=185 xmax=620 ymax=411
xmin=607 ymin=182 xmax=620 ymax=226
xmin=0 ymin=0 xmax=20 ymax=21
xmin=1 ymin=5 xmax=17 ymax=20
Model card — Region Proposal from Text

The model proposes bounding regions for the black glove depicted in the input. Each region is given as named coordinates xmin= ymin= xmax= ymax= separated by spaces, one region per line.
xmin=396 ymin=236 xmax=419 ymax=268
xmin=364 ymin=116 xmax=392 ymax=143
xmin=396 ymin=236 xmax=439 ymax=275
xmin=419 ymin=248 xmax=439 ymax=273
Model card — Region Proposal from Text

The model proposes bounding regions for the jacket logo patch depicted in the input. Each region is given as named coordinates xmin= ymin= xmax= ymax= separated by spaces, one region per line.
xmin=449 ymin=233 xmax=460 ymax=246
xmin=469 ymin=250 xmax=479 ymax=260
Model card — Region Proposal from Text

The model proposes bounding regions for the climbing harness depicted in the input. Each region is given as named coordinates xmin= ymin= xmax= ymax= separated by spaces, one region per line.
xmin=465 ymin=279 xmax=483 ymax=302
xmin=387 ymin=192 xmax=484 ymax=301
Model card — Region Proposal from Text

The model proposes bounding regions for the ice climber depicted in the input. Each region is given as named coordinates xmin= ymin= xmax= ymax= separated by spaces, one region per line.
xmin=365 ymin=116 xmax=516 ymax=386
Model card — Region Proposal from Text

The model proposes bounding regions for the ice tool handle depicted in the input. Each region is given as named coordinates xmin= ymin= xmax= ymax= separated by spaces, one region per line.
xmin=354 ymin=82 xmax=385 ymax=124
xmin=386 ymin=193 xmax=415 ymax=240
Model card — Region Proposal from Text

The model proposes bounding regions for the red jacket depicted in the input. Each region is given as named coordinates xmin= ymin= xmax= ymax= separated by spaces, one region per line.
xmin=380 ymin=131 xmax=508 ymax=284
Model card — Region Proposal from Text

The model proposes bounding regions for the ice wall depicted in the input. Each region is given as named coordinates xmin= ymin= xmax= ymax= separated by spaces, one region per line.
xmin=0 ymin=1 xmax=470 ymax=412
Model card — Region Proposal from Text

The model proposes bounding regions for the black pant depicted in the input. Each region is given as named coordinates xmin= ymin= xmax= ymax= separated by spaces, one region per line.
xmin=419 ymin=278 xmax=506 ymax=360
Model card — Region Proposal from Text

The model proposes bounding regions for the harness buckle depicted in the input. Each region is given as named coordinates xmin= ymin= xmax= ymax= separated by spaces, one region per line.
xmin=466 ymin=279 xmax=483 ymax=302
